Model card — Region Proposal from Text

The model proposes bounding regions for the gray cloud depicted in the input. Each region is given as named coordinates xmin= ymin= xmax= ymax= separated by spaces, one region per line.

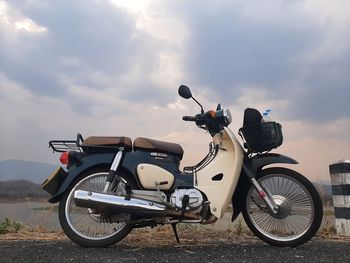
xmin=3 ymin=0 xmax=349 ymax=122
xmin=187 ymin=18 xmax=317 ymax=89
xmin=1 ymin=2 xmax=151 ymax=90
xmin=170 ymin=0 xmax=350 ymax=122
xmin=1 ymin=1 xmax=349 ymax=182
xmin=292 ymin=73 xmax=350 ymax=122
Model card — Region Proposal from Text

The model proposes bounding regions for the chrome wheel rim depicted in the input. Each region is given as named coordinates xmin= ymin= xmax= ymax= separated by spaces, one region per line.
xmin=247 ymin=174 xmax=314 ymax=242
xmin=65 ymin=172 xmax=128 ymax=240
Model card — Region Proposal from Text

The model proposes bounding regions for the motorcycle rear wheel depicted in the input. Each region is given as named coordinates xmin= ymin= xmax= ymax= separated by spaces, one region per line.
xmin=58 ymin=169 xmax=133 ymax=247
xmin=242 ymin=167 xmax=323 ymax=247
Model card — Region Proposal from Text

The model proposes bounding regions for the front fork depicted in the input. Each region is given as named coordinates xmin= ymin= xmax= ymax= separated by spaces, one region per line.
xmin=249 ymin=177 xmax=279 ymax=214
xmin=243 ymin=164 xmax=279 ymax=214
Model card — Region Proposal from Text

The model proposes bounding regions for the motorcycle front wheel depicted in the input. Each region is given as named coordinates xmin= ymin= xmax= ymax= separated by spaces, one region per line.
xmin=242 ymin=167 xmax=323 ymax=247
xmin=58 ymin=169 xmax=133 ymax=247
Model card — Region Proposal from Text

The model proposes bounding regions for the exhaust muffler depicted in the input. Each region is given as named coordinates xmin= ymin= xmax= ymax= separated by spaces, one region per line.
xmin=73 ymin=190 xmax=167 ymax=216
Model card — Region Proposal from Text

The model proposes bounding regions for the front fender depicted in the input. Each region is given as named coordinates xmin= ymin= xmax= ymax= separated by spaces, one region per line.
xmin=231 ymin=153 xmax=298 ymax=221
xmin=48 ymin=153 xmax=116 ymax=203
xmin=247 ymin=153 xmax=298 ymax=175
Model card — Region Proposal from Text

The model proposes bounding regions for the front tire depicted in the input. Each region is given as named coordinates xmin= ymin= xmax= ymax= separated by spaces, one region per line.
xmin=242 ymin=167 xmax=323 ymax=247
xmin=58 ymin=169 xmax=133 ymax=247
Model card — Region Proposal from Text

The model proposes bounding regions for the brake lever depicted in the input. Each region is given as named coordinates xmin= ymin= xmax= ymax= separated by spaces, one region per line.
xmin=197 ymin=124 xmax=207 ymax=130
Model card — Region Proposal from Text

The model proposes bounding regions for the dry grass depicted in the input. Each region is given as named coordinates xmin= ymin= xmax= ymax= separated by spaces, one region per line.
xmin=121 ymin=225 xmax=257 ymax=247
xmin=0 ymin=224 xmax=256 ymax=245
xmin=0 ymin=228 xmax=66 ymax=241
xmin=0 ymin=225 xmax=349 ymax=245
xmin=318 ymin=222 xmax=337 ymax=239
xmin=0 ymin=216 xmax=349 ymax=244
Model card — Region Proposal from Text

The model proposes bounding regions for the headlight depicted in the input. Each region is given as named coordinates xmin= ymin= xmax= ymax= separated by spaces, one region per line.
xmin=223 ymin=109 xmax=232 ymax=125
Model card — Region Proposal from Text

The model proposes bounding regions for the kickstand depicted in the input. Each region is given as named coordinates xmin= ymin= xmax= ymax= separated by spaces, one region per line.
xmin=171 ymin=223 xmax=180 ymax=244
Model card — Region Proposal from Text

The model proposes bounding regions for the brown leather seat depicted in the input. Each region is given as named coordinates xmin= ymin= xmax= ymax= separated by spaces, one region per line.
xmin=82 ymin=136 xmax=132 ymax=151
xmin=134 ymin=137 xmax=184 ymax=160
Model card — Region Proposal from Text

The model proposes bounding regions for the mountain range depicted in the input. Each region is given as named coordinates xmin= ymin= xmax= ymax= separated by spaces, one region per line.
xmin=0 ymin=179 xmax=49 ymax=199
xmin=0 ymin=160 xmax=57 ymax=184
xmin=0 ymin=159 xmax=333 ymax=200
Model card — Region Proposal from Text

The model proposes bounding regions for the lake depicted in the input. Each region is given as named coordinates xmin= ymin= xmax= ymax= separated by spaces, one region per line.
xmin=0 ymin=201 xmax=60 ymax=231
xmin=0 ymin=201 xmax=335 ymax=232
xmin=0 ymin=201 xmax=242 ymax=231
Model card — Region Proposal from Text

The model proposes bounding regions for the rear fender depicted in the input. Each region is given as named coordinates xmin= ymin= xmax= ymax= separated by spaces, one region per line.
xmin=231 ymin=153 xmax=298 ymax=221
xmin=49 ymin=153 xmax=117 ymax=203
xmin=49 ymin=150 xmax=184 ymax=203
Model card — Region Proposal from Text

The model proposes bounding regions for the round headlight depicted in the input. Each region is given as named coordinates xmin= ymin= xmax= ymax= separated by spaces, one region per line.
xmin=223 ymin=109 xmax=232 ymax=125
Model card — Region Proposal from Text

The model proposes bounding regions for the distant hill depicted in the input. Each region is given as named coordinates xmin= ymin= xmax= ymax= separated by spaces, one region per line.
xmin=0 ymin=179 xmax=333 ymax=203
xmin=0 ymin=160 xmax=57 ymax=184
xmin=313 ymin=183 xmax=333 ymax=204
xmin=0 ymin=160 xmax=334 ymax=202
xmin=313 ymin=183 xmax=332 ymax=196
xmin=0 ymin=179 xmax=49 ymax=200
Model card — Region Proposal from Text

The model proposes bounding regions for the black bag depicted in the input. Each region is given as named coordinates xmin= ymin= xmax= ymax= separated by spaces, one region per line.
xmin=239 ymin=108 xmax=283 ymax=153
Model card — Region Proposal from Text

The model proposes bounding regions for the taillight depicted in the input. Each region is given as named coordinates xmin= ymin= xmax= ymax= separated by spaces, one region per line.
xmin=60 ymin=151 xmax=69 ymax=165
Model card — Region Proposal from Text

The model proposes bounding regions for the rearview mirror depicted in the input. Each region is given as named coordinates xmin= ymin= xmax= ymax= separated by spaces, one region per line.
xmin=178 ymin=85 xmax=192 ymax=99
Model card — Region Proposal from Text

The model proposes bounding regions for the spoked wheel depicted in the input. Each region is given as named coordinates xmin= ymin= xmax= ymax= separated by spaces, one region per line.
xmin=242 ymin=167 xmax=323 ymax=247
xmin=58 ymin=169 xmax=133 ymax=247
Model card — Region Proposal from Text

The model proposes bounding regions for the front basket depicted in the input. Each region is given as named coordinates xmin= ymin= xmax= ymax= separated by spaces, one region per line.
xmin=239 ymin=122 xmax=283 ymax=153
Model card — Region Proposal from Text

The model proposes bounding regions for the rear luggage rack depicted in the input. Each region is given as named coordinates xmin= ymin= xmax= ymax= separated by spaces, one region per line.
xmin=49 ymin=133 xmax=128 ymax=153
xmin=49 ymin=133 xmax=84 ymax=153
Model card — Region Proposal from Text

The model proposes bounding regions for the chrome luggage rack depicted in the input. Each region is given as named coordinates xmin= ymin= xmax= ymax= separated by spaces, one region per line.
xmin=49 ymin=133 xmax=84 ymax=153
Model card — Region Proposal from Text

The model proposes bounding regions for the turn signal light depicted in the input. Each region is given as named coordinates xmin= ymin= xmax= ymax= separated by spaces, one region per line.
xmin=60 ymin=152 xmax=69 ymax=165
xmin=209 ymin=110 xmax=216 ymax=118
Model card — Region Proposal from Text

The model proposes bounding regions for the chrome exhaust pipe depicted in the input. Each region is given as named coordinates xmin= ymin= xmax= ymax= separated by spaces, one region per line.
xmin=73 ymin=190 xmax=167 ymax=215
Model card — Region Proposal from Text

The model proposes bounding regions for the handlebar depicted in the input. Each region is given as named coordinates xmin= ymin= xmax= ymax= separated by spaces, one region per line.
xmin=182 ymin=108 xmax=231 ymax=135
xmin=183 ymin=114 xmax=207 ymax=127
xmin=182 ymin=116 xmax=196 ymax=121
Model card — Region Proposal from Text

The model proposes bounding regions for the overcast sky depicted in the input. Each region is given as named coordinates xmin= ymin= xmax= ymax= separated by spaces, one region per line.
xmin=1 ymin=0 xmax=349 ymax=181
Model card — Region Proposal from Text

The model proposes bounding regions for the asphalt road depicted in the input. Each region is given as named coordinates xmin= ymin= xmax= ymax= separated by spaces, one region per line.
xmin=1 ymin=237 xmax=349 ymax=263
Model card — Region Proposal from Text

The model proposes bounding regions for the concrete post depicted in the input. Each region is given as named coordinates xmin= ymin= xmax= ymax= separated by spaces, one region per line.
xmin=329 ymin=160 xmax=350 ymax=236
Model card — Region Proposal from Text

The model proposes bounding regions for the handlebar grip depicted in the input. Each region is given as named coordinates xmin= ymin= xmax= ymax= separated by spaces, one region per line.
xmin=182 ymin=116 xmax=196 ymax=121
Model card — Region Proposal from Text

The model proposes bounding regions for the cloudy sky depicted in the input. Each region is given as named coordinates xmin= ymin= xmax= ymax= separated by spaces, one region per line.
xmin=0 ymin=0 xmax=349 ymax=181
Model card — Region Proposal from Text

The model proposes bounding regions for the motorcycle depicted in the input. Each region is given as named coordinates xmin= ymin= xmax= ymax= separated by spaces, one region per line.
xmin=42 ymin=85 xmax=323 ymax=247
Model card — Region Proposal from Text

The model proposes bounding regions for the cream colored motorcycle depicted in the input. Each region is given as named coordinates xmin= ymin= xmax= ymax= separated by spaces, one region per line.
xmin=42 ymin=85 xmax=323 ymax=247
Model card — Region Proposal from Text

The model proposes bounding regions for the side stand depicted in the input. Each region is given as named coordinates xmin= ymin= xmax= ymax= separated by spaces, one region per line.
xmin=171 ymin=223 xmax=180 ymax=244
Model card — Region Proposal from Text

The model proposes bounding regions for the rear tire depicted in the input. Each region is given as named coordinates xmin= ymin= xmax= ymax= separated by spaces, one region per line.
xmin=58 ymin=169 xmax=133 ymax=247
xmin=242 ymin=167 xmax=323 ymax=247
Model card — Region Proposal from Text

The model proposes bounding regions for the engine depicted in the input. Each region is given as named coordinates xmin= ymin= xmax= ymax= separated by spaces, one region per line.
xmin=170 ymin=189 xmax=204 ymax=212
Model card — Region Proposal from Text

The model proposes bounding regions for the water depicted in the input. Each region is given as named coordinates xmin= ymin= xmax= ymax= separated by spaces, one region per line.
xmin=0 ymin=201 xmax=335 ymax=232
xmin=0 ymin=201 xmax=60 ymax=231
xmin=0 ymin=201 xmax=237 ymax=231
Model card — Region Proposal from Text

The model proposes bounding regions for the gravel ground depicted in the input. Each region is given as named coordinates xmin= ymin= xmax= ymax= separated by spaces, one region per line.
xmin=0 ymin=235 xmax=349 ymax=263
